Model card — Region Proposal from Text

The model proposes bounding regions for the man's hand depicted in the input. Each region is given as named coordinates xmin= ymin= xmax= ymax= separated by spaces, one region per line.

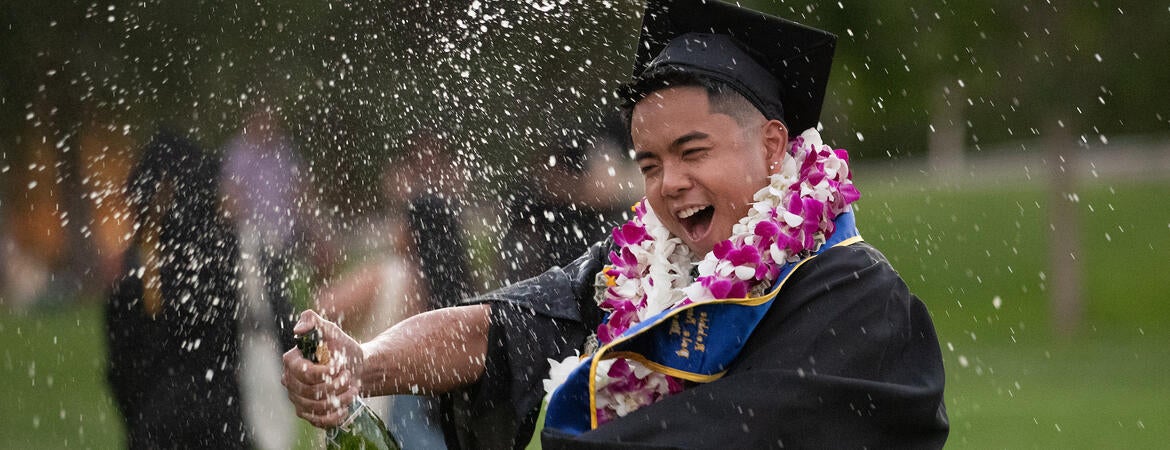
xmin=282 ymin=303 xmax=491 ymax=427
xmin=281 ymin=310 xmax=364 ymax=428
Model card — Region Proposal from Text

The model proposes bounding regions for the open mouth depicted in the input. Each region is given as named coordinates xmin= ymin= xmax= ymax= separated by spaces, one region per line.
xmin=677 ymin=205 xmax=715 ymax=243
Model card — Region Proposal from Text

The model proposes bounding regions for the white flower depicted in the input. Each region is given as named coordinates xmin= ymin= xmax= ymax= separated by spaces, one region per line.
xmin=641 ymin=371 xmax=674 ymax=398
xmin=650 ymin=226 xmax=671 ymax=243
xmin=696 ymin=253 xmax=718 ymax=276
xmin=612 ymin=276 xmax=640 ymax=298
xmin=752 ymin=186 xmax=770 ymax=202
xmin=776 ymin=159 xmax=800 ymax=187
xmin=642 ymin=280 xmax=674 ymax=319
xmin=799 ymin=128 xmax=824 ymax=147
xmin=682 ymin=282 xmax=713 ymax=302
xmin=769 ymin=243 xmax=788 ymax=264
xmin=715 ymin=260 xmax=735 ymax=277
xmin=752 ymin=201 xmax=773 ymax=215
xmin=630 ymin=360 xmax=654 ymax=379
xmin=543 ymin=354 xmax=582 ymax=400
xmin=823 ymin=152 xmax=845 ymax=180
xmin=610 ymin=391 xmax=645 ymax=417
xmin=783 ymin=211 xmax=804 ymax=228
xmin=802 ymin=179 xmax=833 ymax=202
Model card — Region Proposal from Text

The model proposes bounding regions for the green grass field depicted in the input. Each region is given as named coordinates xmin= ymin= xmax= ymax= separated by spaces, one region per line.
xmin=859 ymin=177 xmax=1170 ymax=448
xmin=2 ymin=178 xmax=1168 ymax=448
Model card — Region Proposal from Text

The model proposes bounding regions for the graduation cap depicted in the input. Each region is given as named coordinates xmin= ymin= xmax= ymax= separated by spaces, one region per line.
xmin=621 ymin=0 xmax=837 ymax=133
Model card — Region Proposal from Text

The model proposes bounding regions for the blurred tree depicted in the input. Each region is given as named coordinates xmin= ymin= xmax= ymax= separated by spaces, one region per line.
xmin=742 ymin=0 xmax=1170 ymax=159
xmin=4 ymin=1 xmax=1168 ymax=173
xmin=3 ymin=0 xmax=1169 ymax=300
xmin=299 ymin=0 xmax=640 ymax=214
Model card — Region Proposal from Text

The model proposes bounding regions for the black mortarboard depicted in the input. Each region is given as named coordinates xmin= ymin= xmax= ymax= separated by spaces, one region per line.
xmin=621 ymin=0 xmax=837 ymax=133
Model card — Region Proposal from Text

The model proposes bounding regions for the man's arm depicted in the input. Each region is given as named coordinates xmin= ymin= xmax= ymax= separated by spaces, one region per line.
xmin=283 ymin=239 xmax=609 ymax=436
xmin=359 ymin=304 xmax=490 ymax=396
xmin=281 ymin=305 xmax=490 ymax=428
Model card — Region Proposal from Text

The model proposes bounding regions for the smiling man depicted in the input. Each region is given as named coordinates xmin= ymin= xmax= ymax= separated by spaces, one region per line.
xmin=282 ymin=1 xmax=948 ymax=448
xmin=632 ymin=84 xmax=784 ymax=257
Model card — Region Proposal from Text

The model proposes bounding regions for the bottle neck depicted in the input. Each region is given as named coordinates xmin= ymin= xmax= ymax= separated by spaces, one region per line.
xmin=335 ymin=396 xmax=367 ymax=432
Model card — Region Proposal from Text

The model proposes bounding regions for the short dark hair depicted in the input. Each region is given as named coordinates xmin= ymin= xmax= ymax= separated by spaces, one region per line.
xmin=620 ymin=68 xmax=764 ymax=134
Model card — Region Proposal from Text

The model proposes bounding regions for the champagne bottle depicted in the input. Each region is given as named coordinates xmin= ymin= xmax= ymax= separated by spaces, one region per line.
xmin=296 ymin=328 xmax=401 ymax=450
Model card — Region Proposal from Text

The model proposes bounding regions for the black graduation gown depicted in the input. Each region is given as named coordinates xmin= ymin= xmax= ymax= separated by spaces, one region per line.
xmin=409 ymin=193 xmax=475 ymax=309
xmin=450 ymin=240 xmax=949 ymax=449
xmin=105 ymin=132 xmax=249 ymax=449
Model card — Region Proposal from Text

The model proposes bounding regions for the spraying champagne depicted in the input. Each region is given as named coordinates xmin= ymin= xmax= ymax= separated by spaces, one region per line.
xmin=296 ymin=328 xmax=401 ymax=450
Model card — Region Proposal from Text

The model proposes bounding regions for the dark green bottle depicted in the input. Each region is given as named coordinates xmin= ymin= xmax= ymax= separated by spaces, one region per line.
xmin=296 ymin=329 xmax=401 ymax=450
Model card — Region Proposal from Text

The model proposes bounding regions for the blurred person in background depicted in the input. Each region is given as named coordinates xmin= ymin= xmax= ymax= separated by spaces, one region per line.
xmin=219 ymin=106 xmax=308 ymax=449
xmin=1 ymin=106 xmax=137 ymax=312
xmin=105 ymin=128 xmax=248 ymax=448
xmin=313 ymin=131 xmax=479 ymax=448
xmin=77 ymin=115 xmax=139 ymax=295
xmin=399 ymin=130 xmax=476 ymax=311
xmin=221 ymin=106 xmax=302 ymax=346
xmin=314 ymin=153 xmax=451 ymax=448
xmin=396 ymin=130 xmax=478 ymax=448
xmin=500 ymin=115 xmax=640 ymax=283
xmin=1 ymin=108 xmax=76 ymax=310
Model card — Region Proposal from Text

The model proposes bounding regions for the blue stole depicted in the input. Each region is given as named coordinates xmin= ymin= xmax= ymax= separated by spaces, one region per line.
xmin=544 ymin=212 xmax=861 ymax=434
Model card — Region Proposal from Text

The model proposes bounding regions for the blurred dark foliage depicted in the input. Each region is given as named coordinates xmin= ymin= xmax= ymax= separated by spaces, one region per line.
xmin=2 ymin=0 xmax=1167 ymax=215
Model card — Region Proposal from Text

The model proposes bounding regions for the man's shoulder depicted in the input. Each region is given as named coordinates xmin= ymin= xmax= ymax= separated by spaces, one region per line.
xmin=794 ymin=240 xmax=906 ymax=286
xmin=821 ymin=239 xmax=891 ymax=266
xmin=765 ymin=239 xmax=921 ymax=337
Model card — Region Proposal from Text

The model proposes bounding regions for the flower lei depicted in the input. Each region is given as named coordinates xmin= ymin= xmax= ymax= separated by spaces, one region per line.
xmin=543 ymin=129 xmax=861 ymax=424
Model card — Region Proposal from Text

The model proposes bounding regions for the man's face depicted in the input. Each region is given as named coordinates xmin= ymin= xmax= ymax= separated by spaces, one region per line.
xmin=631 ymin=86 xmax=786 ymax=256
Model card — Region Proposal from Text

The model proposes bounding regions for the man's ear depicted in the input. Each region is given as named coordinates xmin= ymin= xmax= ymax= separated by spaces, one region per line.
xmin=762 ymin=119 xmax=789 ymax=176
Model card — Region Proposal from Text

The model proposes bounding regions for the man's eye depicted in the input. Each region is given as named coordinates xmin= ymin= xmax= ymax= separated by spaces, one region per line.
xmin=639 ymin=164 xmax=658 ymax=175
xmin=682 ymin=148 xmax=708 ymax=158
